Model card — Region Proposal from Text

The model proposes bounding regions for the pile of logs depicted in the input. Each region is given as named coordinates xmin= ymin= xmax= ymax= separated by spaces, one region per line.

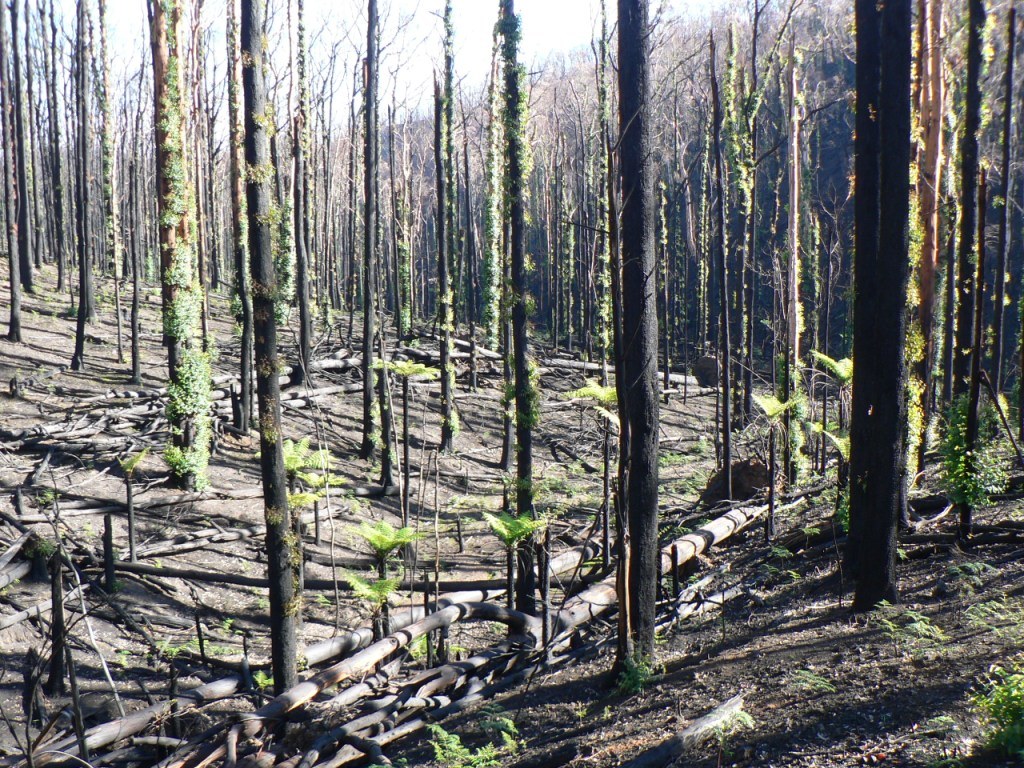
xmin=0 ymin=497 xmax=785 ymax=768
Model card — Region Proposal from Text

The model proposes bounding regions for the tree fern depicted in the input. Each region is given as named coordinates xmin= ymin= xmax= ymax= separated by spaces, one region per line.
xmin=754 ymin=393 xmax=804 ymax=422
xmin=377 ymin=359 xmax=440 ymax=380
xmin=352 ymin=520 xmax=422 ymax=562
xmin=119 ymin=447 xmax=150 ymax=476
xmin=343 ymin=571 xmax=399 ymax=610
xmin=482 ymin=511 xmax=546 ymax=549
xmin=811 ymin=351 xmax=853 ymax=386
xmin=565 ymin=380 xmax=618 ymax=427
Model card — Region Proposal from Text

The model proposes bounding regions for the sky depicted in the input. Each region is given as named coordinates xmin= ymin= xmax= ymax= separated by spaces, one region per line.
xmin=60 ymin=0 xmax=714 ymax=119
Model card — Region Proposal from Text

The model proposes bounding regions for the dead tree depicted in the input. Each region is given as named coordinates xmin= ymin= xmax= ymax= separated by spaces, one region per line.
xmin=241 ymin=0 xmax=299 ymax=694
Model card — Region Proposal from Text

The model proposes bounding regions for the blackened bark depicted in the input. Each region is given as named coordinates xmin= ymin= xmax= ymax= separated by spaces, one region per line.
xmin=849 ymin=0 xmax=912 ymax=609
xmin=242 ymin=0 xmax=298 ymax=694
xmin=0 ymin=1 xmax=21 ymax=341
xmin=953 ymin=0 xmax=985 ymax=395
xmin=438 ymin=0 xmax=456 ymax=454
xmin=291 ymin=0 xmax=312 ymax=387
xmin=359 ymin=0 xmax=378 ymax=460
xmin=70 ymin=0 xmax=90 ymax=368
xmin=46 ymin=0 xmax=67 ymax=293
xmin=617 ymin=0 xmax=660 ymax=659
xmin=992 ymin=9 xmax=1015 ymax=391
xmin=12 ymin=0 xmax=34 ymax=295
xmin=227 ymin=0 xmax=253 ymax=429
xmin=962 ymin=171 xmax=987 ymax=538
xmin=709 ymin=35 xmax=732 ymax=500
xmin=501 ymin=0 xmax=536 ymax=615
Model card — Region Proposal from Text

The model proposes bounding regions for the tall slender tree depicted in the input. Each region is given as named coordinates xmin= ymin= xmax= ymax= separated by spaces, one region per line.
xmin=501 ymin=0 xmax=537 ymax=614
xmin=149 ymin=0 xmax=212 ymax=489
xmin=70 ymin=0 xmax=90 ymax=366
xmin=359 ymin=0 xmax=379 ymax=460
xmin=241 ymin=0 xmax=299 ymax=694
xmin=710 ymin=35 xmax=732 ymax=500
xmin=0 ymin=0 xmax=21 ymax=341
xmin=227 ymin=0 xmax=253 ymax=430
xmin=848 ymin=0 xmax=912 ymax=608
xmin=292 ymin=0 xmax=313 ymax=386
xmin=438 ymin=0 xmax=457 ymax=454
xmin=953 ymin=0 xmax=985 ymax=395
xmin=45 ymin=0 xmax=67 ymax=294
xmin=11 ymin=0 xmax=34 ymax=295
xmin=991 ymin=8 xmax=1015 ymax=391
xmin=915 ymin=0 xmax=944 ymax=468
xmin=616 ymin=0 xmax=660 ymax=661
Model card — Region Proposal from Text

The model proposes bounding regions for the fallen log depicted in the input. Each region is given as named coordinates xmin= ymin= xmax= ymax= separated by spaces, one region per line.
xmin=542 ymin=357 xmax=701 ymax=388
xmin=620 ymin=694 xmax=746 ymax=768
xmin=555 ymin=499 xmax=792 ymax=636
xmin=152 ymin=603 xmax=540 ymax=768
xmin=107 ymin=560 xmax=507 ymax=594
xmin=0 ymin=584 xmax=87 ymax=631
xmin=0 ymin=561 xmax=31 ymax=590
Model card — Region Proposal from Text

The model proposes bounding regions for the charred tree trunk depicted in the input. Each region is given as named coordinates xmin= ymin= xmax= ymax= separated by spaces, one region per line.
xmin=149 ymin=0 xmax=210 ymax=489
xmin=962 ymin=171 xmax=988 ymax=538
xmin=0 ymin=1 xmax=20 ymax=341
xmin=227 ymin=0 xmax=253 ymax=430
xmin=617 ymin=0 xmax=660 ymax=661
xmin=709 ymin=35 xmax=732 ymax=500
xmin=953 ymin=0 xmax=985 ymax=395
xmin=848 ymin=0 xmax=912 ymax=608
xmin=915 ymin=0 xmax=944 ymax=469
xmin=45 ymin=0 xmax=67 ymax=293
xmin=70 ymin=0 xmax=90 ymax=367
xmin=12 ymin=0 xmax=34 ymax=296
xmin=291 ymin=0 xmax=313 ymax=387
xmin=991 ymin=9 xmax=1015 ymax=391
xmin=437 ymin=1 xmax=457 ymax=454
xmin=359 ymin=0 xmax=379 ymax=461
xmin=241 ymin=0 xmax=299 ymax=694
xmin=501 ymin=0 xmax=537 ymax=615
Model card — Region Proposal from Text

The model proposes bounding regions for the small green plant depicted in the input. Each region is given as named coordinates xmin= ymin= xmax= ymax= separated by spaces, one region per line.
xmin=946 ymin=561 xmax=994 ymax=597
xmin=482 ymin=511 xmax=547 ymax=607
xmin=872 ymin=602 xmax=947 ymax=654
xmin=119 ymin=448 xmax=150 ymax=477
xmin=966 ymin=597 xmax=1024 ymax=639
xmin=344 ymin=571 xmax=399 ymax=639
xmin=426 ymin=725 xmax=500 ymax=768
xmin=616 ymin=654 xmax=657 ymax=696
xmin=973 ymin=659 xmax=1024 ymax=758
xmin=252 ymin=670 xmax=274 ymax=692
xmin=791 ymin=669 xmax=837 ymax=694
xmin=940 ymin=396 xmax=1008 ymax=510
xmin=714 ymin=708 xmax=755 ymax=763
xmin=479 ymin=704 xmax=520 ymax=751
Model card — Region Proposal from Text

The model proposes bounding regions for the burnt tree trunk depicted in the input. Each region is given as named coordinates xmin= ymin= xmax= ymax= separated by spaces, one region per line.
xmin=70 ymin=0 xmax=90 ymax=368
xmin=991 ymin=9 xmax=1015 ymax=391
xmin=227 ymin=0 xmax=253 ymax=430
xmin=241 ymin=0 xmax=298 ymax=694
xmin=617 ymin=0 xmax=660 ymax=660
xmin=359 ymin=0 xmax=379 ymax=460
xmin=709 ymin=34 xmax=732 ymax=500
xmin=953 ymin=0 xmax=985 ymax=395
xmin=848 ymin=0 xmax=912 ymax=608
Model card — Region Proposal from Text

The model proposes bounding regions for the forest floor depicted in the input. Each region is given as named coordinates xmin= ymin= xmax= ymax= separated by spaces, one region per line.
xmin=0 ymin=266 xmax=1022 ymax=768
